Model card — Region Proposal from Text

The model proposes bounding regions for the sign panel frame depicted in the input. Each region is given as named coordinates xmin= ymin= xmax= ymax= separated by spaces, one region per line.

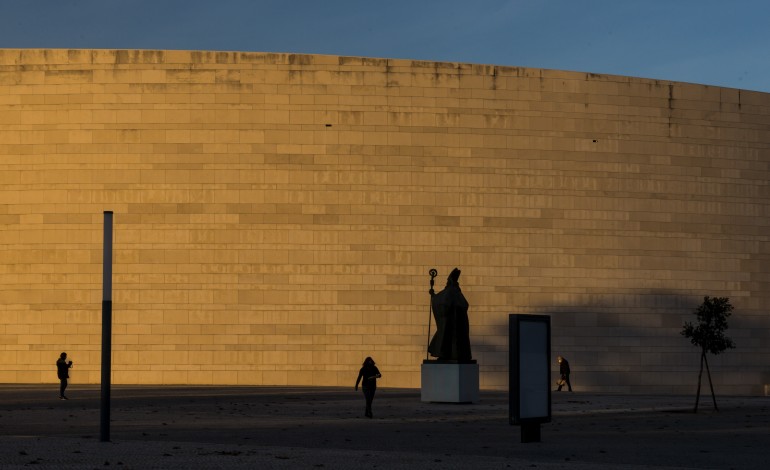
xmin=509 ymin=314 xmax=551 ymax=426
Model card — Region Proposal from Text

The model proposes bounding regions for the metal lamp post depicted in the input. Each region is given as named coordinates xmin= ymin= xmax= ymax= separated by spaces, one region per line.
xmin=101 ymin=211 xmax=113 ymax=442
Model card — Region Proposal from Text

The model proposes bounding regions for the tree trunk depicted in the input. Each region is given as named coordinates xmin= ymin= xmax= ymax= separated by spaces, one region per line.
xmin=703 ymin=353 xmax=719 ymax=411
xmin=694 ymin=350 xmax=705 ymax=413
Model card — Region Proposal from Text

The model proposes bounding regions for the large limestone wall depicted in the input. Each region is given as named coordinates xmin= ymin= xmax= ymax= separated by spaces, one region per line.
xmin=1 ymin=49 xmax=769 ymax=394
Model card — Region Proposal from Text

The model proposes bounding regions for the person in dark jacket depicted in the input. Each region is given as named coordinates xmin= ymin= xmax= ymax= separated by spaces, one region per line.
xmin=556 ymin=356 xmax=572 ymax=392
xmin=354 ymin=357 xmax=382 ymax=418
xmin=56 ymin=352 xmax=73 ymax=400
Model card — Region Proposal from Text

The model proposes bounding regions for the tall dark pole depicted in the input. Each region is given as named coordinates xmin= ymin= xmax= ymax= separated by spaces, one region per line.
xmin=101 ymin=211 xmax=113 ymax=442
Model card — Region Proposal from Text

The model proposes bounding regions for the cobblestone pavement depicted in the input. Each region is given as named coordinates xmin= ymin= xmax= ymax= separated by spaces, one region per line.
xmin=1 ymin=385 xmax=768 ymax=469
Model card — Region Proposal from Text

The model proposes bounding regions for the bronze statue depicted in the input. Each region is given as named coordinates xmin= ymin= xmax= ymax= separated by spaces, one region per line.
xmin=428 ymin=268 xmax=472 ymax=362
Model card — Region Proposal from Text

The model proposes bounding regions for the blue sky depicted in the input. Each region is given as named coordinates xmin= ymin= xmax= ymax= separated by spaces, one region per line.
xmin=1 ymin=0 xmax=769 ymax=92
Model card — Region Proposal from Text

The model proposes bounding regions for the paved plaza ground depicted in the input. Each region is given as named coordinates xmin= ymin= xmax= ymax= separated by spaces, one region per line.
xmin=0 ymin=385 xmax=768 ymax=469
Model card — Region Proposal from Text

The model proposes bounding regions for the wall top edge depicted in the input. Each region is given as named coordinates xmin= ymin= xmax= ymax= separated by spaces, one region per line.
xmin=0 ymin=48 xmax=765 ymax=96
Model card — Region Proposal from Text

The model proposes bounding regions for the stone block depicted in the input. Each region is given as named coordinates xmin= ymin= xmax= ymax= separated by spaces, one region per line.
xmin=421 ymin=361 xmax=479 ymax=403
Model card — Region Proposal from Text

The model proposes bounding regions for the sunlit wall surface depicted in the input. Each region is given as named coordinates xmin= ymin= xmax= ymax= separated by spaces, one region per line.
xmin=1 ymin=49 xmax=769 ymax=394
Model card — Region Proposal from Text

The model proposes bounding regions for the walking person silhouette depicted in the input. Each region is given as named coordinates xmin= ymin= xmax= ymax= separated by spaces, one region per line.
xmin=56 ymin=352 xmax=73 ymax=399
xmin=354 ymin=357 xmax=381 ymax=418
xmin=556 ymin=355 xmax=572 ymax=392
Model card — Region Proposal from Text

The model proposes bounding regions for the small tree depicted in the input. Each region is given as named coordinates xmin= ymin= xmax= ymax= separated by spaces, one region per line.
xmin=681 ymin=296 xmax=735 ymax=412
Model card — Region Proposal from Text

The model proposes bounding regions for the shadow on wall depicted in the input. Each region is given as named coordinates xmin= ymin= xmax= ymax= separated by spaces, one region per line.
xmin=472 ymin=289 xmax=763 ymax=395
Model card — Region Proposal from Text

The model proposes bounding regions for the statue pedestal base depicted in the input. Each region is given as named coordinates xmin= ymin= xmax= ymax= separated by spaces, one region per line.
xmin=420 ymin=360 xmax=479 ymax=403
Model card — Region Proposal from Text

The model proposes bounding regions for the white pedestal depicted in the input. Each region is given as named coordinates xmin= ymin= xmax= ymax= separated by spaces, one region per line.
xmin=421 ymin=361 xmax=479 ymax=403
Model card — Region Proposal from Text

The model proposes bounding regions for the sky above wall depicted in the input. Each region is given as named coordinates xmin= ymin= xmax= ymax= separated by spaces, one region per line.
xmin=1 ymin=0 xmax=769 ymax=93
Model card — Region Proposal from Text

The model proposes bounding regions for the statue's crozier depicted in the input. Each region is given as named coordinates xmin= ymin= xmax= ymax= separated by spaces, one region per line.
xmin=428 ymin=268 xmax=472 ymax=362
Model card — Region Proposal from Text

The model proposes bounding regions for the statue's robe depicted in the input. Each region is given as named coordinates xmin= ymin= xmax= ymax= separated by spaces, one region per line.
xmin=428 ymin=281 xmax=472 ymax=362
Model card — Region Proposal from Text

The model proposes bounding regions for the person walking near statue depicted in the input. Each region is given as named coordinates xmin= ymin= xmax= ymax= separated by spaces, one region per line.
xmin=355 ymin=357 xmax=382 ymax=418
xmin=556 ymin=355 xmax=572 ymax=392
xmin=56 ymin=352 xmax=73 ymax=400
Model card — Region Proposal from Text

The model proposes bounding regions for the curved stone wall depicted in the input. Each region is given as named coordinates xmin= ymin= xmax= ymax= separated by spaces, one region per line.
xmin=1 ymin=49 xmax=769 ymax=394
